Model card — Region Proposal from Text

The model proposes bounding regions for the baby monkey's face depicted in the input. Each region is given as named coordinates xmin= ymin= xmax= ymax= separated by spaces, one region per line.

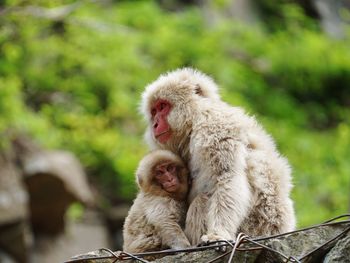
xmin=154 ymin=162 xmax=180 ymax=193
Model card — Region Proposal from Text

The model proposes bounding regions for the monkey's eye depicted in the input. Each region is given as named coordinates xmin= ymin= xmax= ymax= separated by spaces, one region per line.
xmin=155 ymin=170 xmax=163 ymax=178
xmin=159 ymin=103 xmax=167 ymax=110
xmin=167 ymin=164 xmax=176 ymax=173
xmin=151 ymin=108 xmax=156 ymax=116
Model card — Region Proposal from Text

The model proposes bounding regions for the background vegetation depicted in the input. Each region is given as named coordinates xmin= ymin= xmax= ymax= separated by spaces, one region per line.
xmin=1 ymin=0 xmax=349 ymax=227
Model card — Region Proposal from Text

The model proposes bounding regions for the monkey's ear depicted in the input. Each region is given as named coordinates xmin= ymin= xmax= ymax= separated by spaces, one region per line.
xmin=194 ymin=84 xmax=204 ymax=97
xmin=137 ymin=173 xmax=143 ymax=187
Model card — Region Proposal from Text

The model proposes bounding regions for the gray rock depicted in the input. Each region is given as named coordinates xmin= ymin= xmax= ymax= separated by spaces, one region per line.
xmin=23 ymin=150 xmax=94 ymax=235
xmin=0 ymin=153 xmax=28 ymax=225
xmin=64 ymin=220 xmax=350 ymax=263
xmin=31 ymin=211 xmax=111 ymax=263
xmin=324 ymin=234 xmax=350 ymax=263
xmin=24 ymin=151 xmax=94 ymax=206
xmin=0 ymin=152 xmax=31 ymax=263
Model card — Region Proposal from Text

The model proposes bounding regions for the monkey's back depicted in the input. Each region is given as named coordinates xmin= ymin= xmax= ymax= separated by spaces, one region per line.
xmin=189 ymin=100 xmax=296 ymax=237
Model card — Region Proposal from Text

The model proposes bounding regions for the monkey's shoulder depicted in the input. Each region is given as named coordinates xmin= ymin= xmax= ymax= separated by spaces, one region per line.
xmin=191 ymin=105 xmax=275 ymax=151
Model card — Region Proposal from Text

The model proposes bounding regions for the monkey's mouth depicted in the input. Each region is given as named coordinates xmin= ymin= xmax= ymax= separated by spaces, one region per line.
xmin=155 ymin=130 xmax=172 ymax=143
xmin=164 ymin=184 xmax=178 ymax=193
xmin=155 ymin=129 xmax=170 ymax=138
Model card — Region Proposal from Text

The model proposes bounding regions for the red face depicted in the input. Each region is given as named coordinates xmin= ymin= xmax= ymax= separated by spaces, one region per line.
xmin=154 ymin=162 xmax=180 ymax=193
xmin=151 ymin=99 xmax=172 ymax=143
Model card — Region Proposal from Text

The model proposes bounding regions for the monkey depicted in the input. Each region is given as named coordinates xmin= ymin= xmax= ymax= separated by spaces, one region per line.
xmin=140 ymin=68 xmax=296 ymax=246
xmin=122 ymin=149 xmax=190 ymax=254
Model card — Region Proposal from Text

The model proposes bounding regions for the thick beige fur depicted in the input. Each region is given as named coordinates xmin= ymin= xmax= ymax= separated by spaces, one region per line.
xmin=141 ymin=68 xmax=296 ymax=245
xmin=122 ymin=150 xmax=190 ymax=254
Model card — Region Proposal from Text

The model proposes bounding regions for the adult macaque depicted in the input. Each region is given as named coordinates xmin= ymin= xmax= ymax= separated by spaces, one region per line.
xmin=141 ymin=68 xmax=296 ymax=245
xmin=123 ymin=149 xmax=190 ymax=254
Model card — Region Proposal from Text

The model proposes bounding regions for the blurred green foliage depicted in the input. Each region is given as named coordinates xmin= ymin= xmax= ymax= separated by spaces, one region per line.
xmin=0 ymin=0 xmax=349 ymax=227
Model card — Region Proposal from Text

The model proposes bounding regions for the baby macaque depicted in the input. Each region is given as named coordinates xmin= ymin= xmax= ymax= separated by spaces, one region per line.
xmin=123 ymin=149 xmax=190 ymax=254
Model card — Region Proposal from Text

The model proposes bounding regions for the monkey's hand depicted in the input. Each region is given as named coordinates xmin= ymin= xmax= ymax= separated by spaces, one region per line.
xmin=170 ymin=239 xmax=191 ymax=250
xmin=200 ymin=233 xmax=233 ymax=252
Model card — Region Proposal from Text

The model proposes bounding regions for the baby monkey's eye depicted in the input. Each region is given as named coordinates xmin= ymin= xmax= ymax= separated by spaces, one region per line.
xmin=155 ymin=170 xmax=162 ymax=177
xmin=167 ymin=164 xmax=176 ymax=173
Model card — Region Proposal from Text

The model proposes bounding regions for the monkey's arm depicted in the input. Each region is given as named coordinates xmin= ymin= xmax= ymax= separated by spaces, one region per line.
xmin=124 ymin=235 xmax=162 ymax=253
xmin=123 ymin=201 xmax=163 ymax=253
xmin=185 ymin=193 xmax=209 ymax=245
xmin=146 ymin=200 xmax=190 ymax=249
xmin=157 ymin=220 xmax=191 ymax=249
xmin=203 ymin=139 xmax=252 ymax=242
